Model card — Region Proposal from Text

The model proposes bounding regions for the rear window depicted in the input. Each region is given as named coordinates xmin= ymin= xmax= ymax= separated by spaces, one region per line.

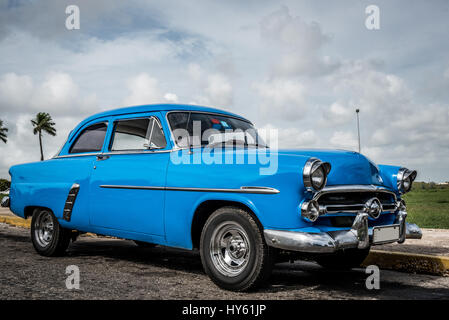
xmin=69 ymin=122 xmax=108 ymax=154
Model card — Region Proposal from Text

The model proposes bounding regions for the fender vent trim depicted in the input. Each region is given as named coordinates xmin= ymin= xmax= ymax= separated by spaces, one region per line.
xmin=63 ymin=183 xmax=80 ymax=221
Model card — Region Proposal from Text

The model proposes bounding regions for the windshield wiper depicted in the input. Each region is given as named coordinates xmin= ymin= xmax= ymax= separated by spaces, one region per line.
xmin=206 ymin=139 xmax=267 ymax=149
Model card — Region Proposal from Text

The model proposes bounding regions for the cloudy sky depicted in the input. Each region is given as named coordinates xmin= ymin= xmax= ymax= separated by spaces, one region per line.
xmin=0 ymin=0 xmax=448 ymax=181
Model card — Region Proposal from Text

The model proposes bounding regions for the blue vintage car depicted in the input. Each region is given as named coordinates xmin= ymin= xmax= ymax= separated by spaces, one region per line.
xmin=1 ymin=104 xmax=422 ymax=291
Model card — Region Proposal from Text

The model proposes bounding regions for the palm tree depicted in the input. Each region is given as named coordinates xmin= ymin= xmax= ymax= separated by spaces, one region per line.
xmin=0 ymin=119 xmax=8 ymax=143
xmin=31 ymin=112 xmax=56 ymax=161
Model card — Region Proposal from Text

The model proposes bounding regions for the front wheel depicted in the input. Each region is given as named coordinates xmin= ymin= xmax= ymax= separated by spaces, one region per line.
xmin=31 ymin=209 xmax=72 ymax=256
xmin=315 ymin=247 xmax=370 ymax=270
xmin=200 ymin=206 xmax=274 ymax=291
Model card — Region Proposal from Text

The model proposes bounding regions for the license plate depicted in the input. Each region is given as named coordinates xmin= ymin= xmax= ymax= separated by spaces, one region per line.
xmin=373 ymin=224 xmax=400 ymax=244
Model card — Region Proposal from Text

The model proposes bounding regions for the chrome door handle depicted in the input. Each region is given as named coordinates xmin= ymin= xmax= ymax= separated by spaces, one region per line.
xmin=96 ymin=155 xmax=109 ymax=161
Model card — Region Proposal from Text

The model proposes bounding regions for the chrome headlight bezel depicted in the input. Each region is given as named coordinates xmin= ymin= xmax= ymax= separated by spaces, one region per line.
xmin=303 ymin=158 xmax=331 ymax=192
xmin=397 ymin=167 xmax=417 ymax=194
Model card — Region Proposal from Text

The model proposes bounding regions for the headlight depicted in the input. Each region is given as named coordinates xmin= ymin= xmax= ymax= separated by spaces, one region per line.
xmin=303 ymin=158 xmax=331 ymax=191
xmin=397 ymin=168 xmax=417 ymax=194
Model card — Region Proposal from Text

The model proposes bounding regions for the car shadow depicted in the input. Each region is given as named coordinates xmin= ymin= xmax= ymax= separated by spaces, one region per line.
xmin=67 ymin=237 xmax=205 ymax=275
xmin=66 ymin=237 xmax=449 ymax=299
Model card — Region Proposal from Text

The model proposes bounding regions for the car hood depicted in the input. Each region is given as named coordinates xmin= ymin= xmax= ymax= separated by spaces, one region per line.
xmin=276 ymin=148 xmax=384 ymax=186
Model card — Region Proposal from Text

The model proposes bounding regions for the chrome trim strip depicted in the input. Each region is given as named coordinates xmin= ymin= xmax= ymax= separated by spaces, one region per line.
xmin=312 ymin=185 xmax=397 ymax=202
xmin=55 ymin=149 xmax=172 ymax=159
xmin=102 ymin=149 xmax=172 ymax=156
xmin=99 ymin=185 xmax=280 ymax=194
xmin=323 ymin=203 xmax=397 ymax=214
xmin=54 ymin=152 xmax=101 ymax=159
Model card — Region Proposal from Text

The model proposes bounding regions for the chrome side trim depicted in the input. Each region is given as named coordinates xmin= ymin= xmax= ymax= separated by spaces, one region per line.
xmin=54 ymin=152 xmax=101 ymax=159
xmin=100 ymin=185 xmax=164 ymax=191
xmin=55 ymin=150 xmax=173 ymax=159
xmin=99 ymin=185 xmax=280 ymax=194
xmin=102 ymin=149 xmax=172 ymax=156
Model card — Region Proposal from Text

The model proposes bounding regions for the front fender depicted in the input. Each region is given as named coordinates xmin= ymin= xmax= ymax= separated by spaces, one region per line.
xmin=163 ymin=150 xmax=313 ymax=249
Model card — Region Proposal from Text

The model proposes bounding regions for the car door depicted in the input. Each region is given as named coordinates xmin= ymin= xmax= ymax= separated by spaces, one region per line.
xmin=88 ymin=113 xmax=170 ymax=236
xmin=52 ymin=120 xmax=109 ymax=229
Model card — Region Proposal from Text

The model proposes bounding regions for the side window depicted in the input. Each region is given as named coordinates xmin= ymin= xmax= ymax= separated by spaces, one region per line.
xmin=167 ymin=112 xmax=190 ymax=147
xmin=110 ymin=117 xmax=166 ymax=151
xmin=70 ymin=122 xmax=107 ymax=154
xmin=147 ymin=117 xmax=167 ymax=149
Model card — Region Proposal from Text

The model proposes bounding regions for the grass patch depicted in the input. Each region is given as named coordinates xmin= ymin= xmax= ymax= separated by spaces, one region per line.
xmin=404 ymin=187 xmax=449 ymax=229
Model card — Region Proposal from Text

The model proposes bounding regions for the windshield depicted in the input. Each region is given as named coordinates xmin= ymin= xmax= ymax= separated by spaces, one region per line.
xmin=167 ymin=112 xmax=267 ymax=148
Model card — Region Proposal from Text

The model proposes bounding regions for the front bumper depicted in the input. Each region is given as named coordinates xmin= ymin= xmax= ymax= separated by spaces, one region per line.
xmin=264 ymin=211 xmax=422 ymax=253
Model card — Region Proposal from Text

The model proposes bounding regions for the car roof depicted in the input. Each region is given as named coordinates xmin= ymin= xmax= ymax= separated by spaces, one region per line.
xmin=68 ymin=104 xmax=250 ymax=141
xmin=83 ymin=104 xmax=247 ymax=124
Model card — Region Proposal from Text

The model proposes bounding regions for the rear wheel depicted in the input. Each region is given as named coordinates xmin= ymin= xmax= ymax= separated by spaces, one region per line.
xmin=31 ymin=209 xmax=71 ymax=256
xmin=315 ymin=247 xmax=370 ymax=269
xmin=200 ymin=206 xmax=274 ymax=291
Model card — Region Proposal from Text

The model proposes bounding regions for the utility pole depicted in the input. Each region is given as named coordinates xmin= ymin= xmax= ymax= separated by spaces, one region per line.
xmin=356 ymin=108 xmax=361 ymax=153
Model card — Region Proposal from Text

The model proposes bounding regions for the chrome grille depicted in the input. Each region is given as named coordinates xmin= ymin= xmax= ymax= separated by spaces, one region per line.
xmin=313 ymin=185 xmax=397 ymax=215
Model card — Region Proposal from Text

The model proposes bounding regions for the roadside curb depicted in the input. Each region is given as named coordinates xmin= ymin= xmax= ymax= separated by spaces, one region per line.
xmin=0 ymin=215 xmax=108 ymax=239
xmin=363 ymin=250 xmax=449 ymax=276
xmin=1 ymin=215 xmax=448 ymax=276
xmin=0 ymin=215 xmax=30 ymax=228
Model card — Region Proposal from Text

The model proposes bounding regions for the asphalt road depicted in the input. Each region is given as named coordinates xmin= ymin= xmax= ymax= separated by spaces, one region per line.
xmin=1 ymin=223 xmax=448 ymax=300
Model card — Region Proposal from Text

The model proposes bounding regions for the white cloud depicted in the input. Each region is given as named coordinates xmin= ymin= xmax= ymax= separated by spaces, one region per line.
xmin=164 ymin=93 xmax=179 ymax=103
xmin=0 ymin=2 xmax=449 ymax=182
xmin=123 ymin=73 xmax=164 ymax=106
xmin=259 ymin=124 xmax=319 ymax=149
xmin=0 ymin=72 xmax=98 ymax=116
xmin=253 ymin=78 xmax=307 ymax=120
xmin=444 ymin=68 xmax=449 ymax=79
xmin=330 ymin=131 xmax=358 ymax=150
xmin=260 ymin=5 xmax=339 ymax=76
xmin=0 ymin=73 xmax=34 ymax=111
xmin=122 ymin=73 xmax=183 ymax=107
xmin=187 ymin=63 xmax=233 ymax=107
xmin=321 ymin=102 xmax=353 ymax=125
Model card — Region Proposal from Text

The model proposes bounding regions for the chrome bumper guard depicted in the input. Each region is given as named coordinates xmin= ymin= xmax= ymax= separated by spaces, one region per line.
xmin=264 ymin=210 xmax=422 ymax=253
xmin=0 ymin=196 xmax=9 ymax=208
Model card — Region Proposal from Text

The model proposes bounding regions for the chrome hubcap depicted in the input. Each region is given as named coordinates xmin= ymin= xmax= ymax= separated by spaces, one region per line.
xmin=34 ymin=211 xmax=54 ymax=247
xmin=210 ymin=222 xmax=250 ymax=277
